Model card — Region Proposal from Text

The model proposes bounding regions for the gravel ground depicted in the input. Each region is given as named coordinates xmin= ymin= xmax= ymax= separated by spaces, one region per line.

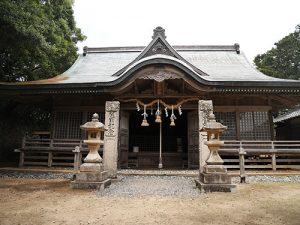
xmin=231 ymin=175 xmax=300 ymax=183
xmin=98 ymin=175 xmax=200 ymax=198
xmin=0 ymin=171 xmax=73 ymax=179
xmin=97 ymin=174 xmax=300 ymax=198
xmin=1 ymin=170 xmax=300 ymax=198
xmin=0 ymin=170 xmax=300 ymax=182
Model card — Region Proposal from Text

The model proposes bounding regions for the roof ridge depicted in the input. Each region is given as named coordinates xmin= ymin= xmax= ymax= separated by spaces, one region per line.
xmin=83 ymin=44 xmax=240 ymax=54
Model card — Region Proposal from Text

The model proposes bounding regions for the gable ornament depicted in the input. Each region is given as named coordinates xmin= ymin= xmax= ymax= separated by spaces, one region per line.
xmin=139 ymin=70 xmax=181 ymax=82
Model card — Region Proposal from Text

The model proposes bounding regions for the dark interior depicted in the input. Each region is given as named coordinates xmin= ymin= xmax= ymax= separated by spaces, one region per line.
xmin=128 ymin=109 xmax=188 ymax=168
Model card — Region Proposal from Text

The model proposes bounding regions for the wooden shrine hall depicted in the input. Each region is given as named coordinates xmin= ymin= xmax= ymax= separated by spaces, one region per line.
xmin=1 ymin=27 xmax=300 ymax=171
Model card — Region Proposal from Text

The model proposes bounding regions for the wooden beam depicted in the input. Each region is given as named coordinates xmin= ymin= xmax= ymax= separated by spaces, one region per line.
xmin=270 ymin=95 xmax=299 ymax=106
xmin=214 ymin=105 xmax=272 ymax=112
xmin=269 ymin=111 xmax=275 ymax=140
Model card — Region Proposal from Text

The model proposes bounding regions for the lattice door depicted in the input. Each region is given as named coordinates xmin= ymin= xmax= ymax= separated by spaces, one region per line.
xmin=215 ymin=112 xmax=237 ymax=140
xmin=53 ymin=112 xmax=82 ymax=139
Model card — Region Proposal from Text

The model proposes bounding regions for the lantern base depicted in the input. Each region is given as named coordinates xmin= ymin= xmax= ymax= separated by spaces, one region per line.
xmin=71 ymin=179 xmax=111 ymax=190
xmin=80 ymin=162 xmax=104 ymax=172
xmin=195 ymin=164 xmax=236 ymax=192
xmin=71 ymin=162 xmax=111 ymax=190
xmin=195 ymin=180 xmax=236 ymax=193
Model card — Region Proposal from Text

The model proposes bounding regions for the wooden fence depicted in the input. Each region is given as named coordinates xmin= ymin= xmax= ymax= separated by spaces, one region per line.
xmin=220 ymin=141 xmax=300 ymax=170
xmin=14 ymin=137 xmax=300 ymax=171
xmin=14 ymin=137 xmax=90 ymax=167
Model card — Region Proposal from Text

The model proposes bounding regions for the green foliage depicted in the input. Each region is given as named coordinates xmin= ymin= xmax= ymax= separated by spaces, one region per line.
xmin=254 ymin=31 xmax=300 ymax=80
xmin=0 ymin=0 xmax=86 ymax=81
xmin=0 ymin=0 xmax=85 ymax=162
xmin=0 ymin=100 xmax=51 ymax=162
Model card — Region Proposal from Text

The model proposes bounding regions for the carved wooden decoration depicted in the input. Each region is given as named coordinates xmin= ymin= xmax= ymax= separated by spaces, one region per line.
xmin=139 ymin=70 xmax=181 ymax=82
xmin=143 ymin=40 xmax=175 ymax=58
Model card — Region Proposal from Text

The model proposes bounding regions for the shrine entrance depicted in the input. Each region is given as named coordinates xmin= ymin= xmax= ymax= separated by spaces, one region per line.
xmin=118 ymin=104 xmax=200 ymax=169
xmin=115 ymin=64 xmax=204 ymax=169
xmin=128 ymin=110 xmax=188 ymax=168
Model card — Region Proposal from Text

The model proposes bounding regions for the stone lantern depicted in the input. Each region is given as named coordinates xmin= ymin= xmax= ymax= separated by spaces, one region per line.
xmin=72 ymin=113 xmax=111 ymax=189
xmin=80 ymin=113 xmax=105 ymax=166
xmin=195 ymin=113 xmax=236 ymax=192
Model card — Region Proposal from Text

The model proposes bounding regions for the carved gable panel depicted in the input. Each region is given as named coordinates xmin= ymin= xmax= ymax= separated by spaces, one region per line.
xmin=143 ymin=40 xmax=176 ymax=58
xmin=135 ymin=65 xmax=183 ymax=83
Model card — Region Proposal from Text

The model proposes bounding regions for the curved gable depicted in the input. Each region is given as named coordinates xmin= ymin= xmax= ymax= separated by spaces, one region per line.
xmin=112 ymin=26 xmax=208 ymax=78
xmin=103 ymin=54 xmax=210 ymax=87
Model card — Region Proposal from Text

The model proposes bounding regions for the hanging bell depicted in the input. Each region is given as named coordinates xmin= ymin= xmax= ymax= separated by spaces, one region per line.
xmin=155 ymin=115 xmax=162 ymax=123
xmin=141 ymin=119 xmax=149 ymax=126
xmin=170 ymin=118 xmax=175 ymax=126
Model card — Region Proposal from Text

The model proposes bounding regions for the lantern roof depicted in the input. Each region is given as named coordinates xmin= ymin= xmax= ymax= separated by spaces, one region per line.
xmin=80 ymin=113 xmax=106 ymax=131
xmin=202 ymin=113 xmax=227 ymax=132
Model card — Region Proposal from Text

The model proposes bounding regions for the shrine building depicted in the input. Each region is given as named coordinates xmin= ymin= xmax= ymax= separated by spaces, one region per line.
xmin=1 ymin=27 xmax=300 ymax=171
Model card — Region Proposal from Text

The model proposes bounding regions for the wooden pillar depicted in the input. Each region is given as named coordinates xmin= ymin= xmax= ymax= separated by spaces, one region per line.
xmin=48 ymin=152 xmax=53 ymax=167
xmin=239 ymin=146 xmax=246 ymax=183
xmin=236 ymin=111 xmax=241 ymax=140
xmin=269 ymin=111 xmax=275 ymax=140
xmin=271 ymin=141 xmax=277 ymax=171
xmin=48 ymin=139 xmax=53 ymax=167
xmin=19 ymin=135 xmax=26 ymax=167
xmin=72 ymin=146 xmax=81 ymax=172
xmin=51 ymin=111 xmax=57 ymax=139
xmin=19 ymin=151 xmax=24 ymax=167
xmin=272 ymin=153 xmax=277 ymax=171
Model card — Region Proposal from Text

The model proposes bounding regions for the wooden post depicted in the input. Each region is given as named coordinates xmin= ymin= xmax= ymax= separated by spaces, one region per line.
xmin=271 ymin=154 xmax=277 ymax=171
xmin=19 ymin=151 xmax=24 ymax=167
xmin=271 ymin=141 xmax=276 ymax=171
xmin=239 ymin=144 xmax=246 ymax=183
xmin=50 ymin=139 xmax=54 ymax=148
xmin=236 ymin=112 xmax=241 ymax=140
xmin=18 ymin=135 xmax=26 ymax=167
xmin=47 ymin=139 xmax=54 ymax=167
xmin=21 ymin=135 xmax=26 ymax=149
xmin=272 ymin=153 xmax=277 ymax=171
xmin=268 ymin=111 xmax=275 ymax=140
xmin=48 ymin=152 xmax=53 ymax=167
xmin=73 ymin=146 xmax=81 ymax=172
xmin=79 ymin=141 xmax=83 ymax=166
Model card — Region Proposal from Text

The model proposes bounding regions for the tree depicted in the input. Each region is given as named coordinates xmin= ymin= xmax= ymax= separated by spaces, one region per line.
xmin=254 ymin=26 xmax=300 ymax=80
xmin=0 ymin=0 xmax=86 ymax=82
xmin=0 ymin=0 xmax=86 ymax=162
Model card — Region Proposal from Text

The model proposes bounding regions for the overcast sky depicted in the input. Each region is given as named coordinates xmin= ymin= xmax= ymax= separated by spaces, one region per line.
xmin=73 ymin=0 xmax=299 ymax=62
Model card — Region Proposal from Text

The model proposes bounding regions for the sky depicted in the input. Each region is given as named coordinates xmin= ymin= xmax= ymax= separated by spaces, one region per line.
xmin=73 ymin=0 xmax=300 ymax=62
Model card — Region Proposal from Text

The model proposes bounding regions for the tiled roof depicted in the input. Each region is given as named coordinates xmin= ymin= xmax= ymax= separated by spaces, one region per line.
xmin=274 ymin=106 xmax=300 ymax=123
xmin=57 ymin=46 xmax=297 ymax=84
xmin=1 ymin=27 xmax=300 ymax=89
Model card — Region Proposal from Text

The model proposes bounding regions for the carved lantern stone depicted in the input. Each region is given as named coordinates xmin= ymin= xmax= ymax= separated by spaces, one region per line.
xmin=195 ymin=112 xmax=236 ymax=192
xmin=202 ymin=113 xmax=227 ymax=168
xmin=80 ymin=113 xmax=106 ymax=163
xmin=71 ymin=113 xmax=111 ymax=189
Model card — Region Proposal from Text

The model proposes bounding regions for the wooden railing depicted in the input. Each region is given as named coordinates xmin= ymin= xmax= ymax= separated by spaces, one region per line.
xmin=14 ymin=137 xmax=92 ymax=167
xmin=220 ymin=141 xmax=300 ymax=170
xmin=14 ymin=137 xmax=300 ymax=170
